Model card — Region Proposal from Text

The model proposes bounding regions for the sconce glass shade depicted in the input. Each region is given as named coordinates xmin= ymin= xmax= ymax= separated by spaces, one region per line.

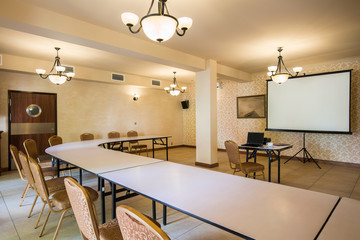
xmin=36 ymin=69 xmax=46 ymax=74
xmin=121 ymin=12 xmax=139 ymax=26
xmin=178 ymin=17 xmax=193 ymax=30
xmin=49 ymin=75 xmax=67 ymax=85
xmin=142 ymin=15 xmax=178 ymax=42
xmin=56 ymin=66 xmax=66 ymax=72
xmin=293 ymin=67 xmax=303 ymax=73
xmin=268 ymin=66 xmax=277 ymax=72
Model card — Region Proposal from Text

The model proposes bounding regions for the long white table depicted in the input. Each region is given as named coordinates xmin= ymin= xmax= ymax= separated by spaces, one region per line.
xmin=46 ymin=138 xmax=341 ymax=240
xmin=317 ymin=197 xmax=360 ymax=240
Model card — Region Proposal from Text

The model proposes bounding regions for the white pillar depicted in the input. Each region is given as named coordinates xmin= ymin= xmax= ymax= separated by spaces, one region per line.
xmin=195 ymin=59 xmax=218 ymax=167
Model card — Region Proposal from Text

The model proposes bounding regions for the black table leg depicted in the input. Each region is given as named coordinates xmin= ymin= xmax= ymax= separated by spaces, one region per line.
xmin=163 ymin=205 xmax=167 ymax=225
xmin=267 ymin=151 xmax=272 ymax=182
xmin=56 ymin=158 xmax=60 ymax=177
xmin=277 ymin=151 xmax=281 ymax=183
xmin=166 ymin=137 xmax=168 ymax=161
xmin=112 ymin=183 xmax=116 ymax=219
xmin=100 ymin=178 xmax=105 ymax=224
xmin=79 ymin=169 xmax=82 ymax=185
xmin=152 ymin=139 xmax=155 ymax=158
xmin=152 ymin=200 xmax=156 ymax=220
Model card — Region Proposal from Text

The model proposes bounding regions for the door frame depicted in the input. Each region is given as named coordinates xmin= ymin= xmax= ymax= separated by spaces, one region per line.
xmin=8 ymin=90 xmax=57 ymax=170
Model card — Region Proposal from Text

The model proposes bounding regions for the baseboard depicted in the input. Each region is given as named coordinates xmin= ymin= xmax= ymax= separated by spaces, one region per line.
xmin=195 ymin=162 xmax=219 ymax=168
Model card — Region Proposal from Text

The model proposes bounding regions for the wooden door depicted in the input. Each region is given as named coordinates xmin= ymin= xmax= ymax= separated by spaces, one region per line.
xmin=8 ymin=91 xmax=57 ymax=170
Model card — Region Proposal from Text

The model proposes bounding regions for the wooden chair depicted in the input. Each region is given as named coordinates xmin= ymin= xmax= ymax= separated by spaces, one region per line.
xmin=48 ymin=135 xmax=72 ymax=175
xmin=9 ymin=145 xmax=57 ymax=207
xmin=117 ymin=205 xmax=170 ymax=240
xmin=64 ymin=177 xmax=122 ymax=240
xmin=18 ymin=151 xmax=66 ymax=219
xmin=23 ymin=139 xmax=52 ymax=167
xmin=108 ymin=131 xmax=129 ymax=152
xmin=28 ymin=157 xmax=98 ymax=239
xmin=80 ymin=133 xmax=94 ymax=141
xmin=127 ymin=130 xmax=148 ymax=156
xmin=224 ymin=140 xmax=265 ymax=180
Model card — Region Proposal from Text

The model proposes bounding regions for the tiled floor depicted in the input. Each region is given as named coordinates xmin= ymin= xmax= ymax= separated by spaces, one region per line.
xmin=0 ymin=147 xmax=359 ymax=240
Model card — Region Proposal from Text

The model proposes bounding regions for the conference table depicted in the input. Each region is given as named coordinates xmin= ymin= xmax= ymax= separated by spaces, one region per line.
xmin=239 ymin=144 xmax=292 ymax=183
xmin=47 ymin=137 xmax=342 ymax=240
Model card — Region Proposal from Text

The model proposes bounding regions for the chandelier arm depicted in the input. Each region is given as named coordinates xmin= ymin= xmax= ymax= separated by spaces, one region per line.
xmin=279 ymin=57 xmax=295 ymax=77
xmin=176 ymin=28 xmax=187 ymax=36
xmin=38 ymin=74 xmax=49 ymax=79
xmin=128 ymin=25 xmax=142 ymax=34
xmin=164 ymin=2 xmax=170 ymax=15
xmin=147 ymin=0 xmax=155 ymax=15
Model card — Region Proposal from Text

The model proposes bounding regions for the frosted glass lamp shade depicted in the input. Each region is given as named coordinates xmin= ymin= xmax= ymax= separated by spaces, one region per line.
xmin=55 ymin=66 xmax=65 ymax=72
xmin=170 ymin=89 xmax=180 ymax=96
xmin=36 ymin=69 xmax=46 ymax=74
xmin=66 ymin=72 xmax=75 ymax=77
xmin=164 ymin=87 xmax=170 ymax=91
xmin=49 ymin=75 xmax=67 ymax=85
xmin=121 ymin=12 xmax=139 ymax=26
xmin=181 ymin=86 xmax=187 ymax=91
xmin=267 ymin=72 xmax=273 ymax=77
xmin=268 ymin=66 xmax=277 ymax=72
xmin=142 ymin=15 xmax=177 ymax=42
xmin=178 ymin=17 xmax=193 ymax=30
xmin=170 ymin=84 xmax=176 ymax=88
xmin=293 ymin=67 xmax=303 ymax=73
xmin=272 ymin=73 xmax=289 ymax=84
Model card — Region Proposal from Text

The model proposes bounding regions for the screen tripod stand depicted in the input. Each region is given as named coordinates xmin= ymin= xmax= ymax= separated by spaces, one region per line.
xmin=284 ymin=132 xmax=321 ymax=169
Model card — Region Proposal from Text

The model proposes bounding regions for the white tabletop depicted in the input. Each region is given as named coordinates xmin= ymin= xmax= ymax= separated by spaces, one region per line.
xmin=45 ymin=138 xmax=165 ymax=174
xmin=100 ymin=161 xmax=339 ymax=240
xmin=318 ymin=197 xmax=360 ymax=240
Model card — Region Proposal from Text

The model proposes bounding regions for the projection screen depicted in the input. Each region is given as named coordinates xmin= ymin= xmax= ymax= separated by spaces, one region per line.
xmin=266 ymin=70 xmax=351 ymax=134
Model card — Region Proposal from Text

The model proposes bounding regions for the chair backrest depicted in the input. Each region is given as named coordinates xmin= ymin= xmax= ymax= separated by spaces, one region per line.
xmin=80 ymin=133 xmax=94 ymax=141
xmin=23 ymin=139 xmax=39 ymax=160
xmin=48 ymin=135 xmax=63 ymax=146
xmin=18 ymin=150 xmax=36 ymax=188
xmin=108 ymin=131 xmax=120 ymax=139
xmin=127 ymin=130 xmax=139 ymax=144
xmin=9 ymin=144 xmax=26 ymax=181
xmin=28 ymin=156 xmax=49 ymax=202
xmin=64 ymin=177 xmax=100 ymax=239
xmin=117 ymin=205 xmax=170 ymax=240
xmin=224 ymin=140 xmax=241 ymax=166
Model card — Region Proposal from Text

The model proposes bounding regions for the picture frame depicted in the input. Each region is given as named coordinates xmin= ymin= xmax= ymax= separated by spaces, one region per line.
xmin=237 ymin=95 xmax=265 ymax=118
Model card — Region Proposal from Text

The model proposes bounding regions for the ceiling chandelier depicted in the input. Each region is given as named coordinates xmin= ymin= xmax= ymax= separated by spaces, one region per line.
xmin=121 ymin=0 xmax=193 ymax=43
xmin=164 ymin=72 xmax=186 ymax=96
xmin=267 ymin=47 xmax=302 ymax=84
xmin=36 ymin=47 xmax=75 ymax=85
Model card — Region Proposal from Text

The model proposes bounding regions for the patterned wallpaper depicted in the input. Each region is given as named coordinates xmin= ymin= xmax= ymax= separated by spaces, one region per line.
xmin=183 ymin=57 xmax=360 ymax=164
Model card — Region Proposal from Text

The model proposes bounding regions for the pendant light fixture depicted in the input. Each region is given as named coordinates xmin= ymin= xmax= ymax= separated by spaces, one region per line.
xmin=121 ymin=0 xmax=192 ymax=43
xmin=267 ymin=47 xmax=302 ymax=84
xmin=164 ymin=72 xmax=186 ymax=96
xmin=36 ymin=47 xmax=74 ymax=85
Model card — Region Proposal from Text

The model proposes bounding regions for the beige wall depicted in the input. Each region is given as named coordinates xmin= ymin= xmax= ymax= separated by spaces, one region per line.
xmin=184 ymin=56 xmax=360 ymax=164
xmin=0 ymin=70 xmax=184 ymax=169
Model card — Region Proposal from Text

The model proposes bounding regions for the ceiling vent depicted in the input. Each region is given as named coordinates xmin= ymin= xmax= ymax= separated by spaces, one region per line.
xmin=152 ymin=79 xmax=161 ymax=86
xmin=63 ymin=65 xmax=74 ymax=73
xmin=0 ymin=55 xmax=2 ymax=66
xmin=111 ymin=73 xmax=125 ymax=82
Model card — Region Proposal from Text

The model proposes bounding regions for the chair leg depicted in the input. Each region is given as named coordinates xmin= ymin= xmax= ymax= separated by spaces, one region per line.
xmin=28 ymin=195 xmax=38 ymax=218
xmin=20 ymin=183 xmax=30 ymax=206
xmin=35 ymin=202 xmax=46 ymax=228
xmin=39 ymin=209 xmax=51 ymax=237
xmin=52 ymin=210 xmax=68 ymax=240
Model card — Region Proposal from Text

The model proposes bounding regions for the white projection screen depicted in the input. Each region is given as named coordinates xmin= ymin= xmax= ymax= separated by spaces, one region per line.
xmin=266 ymin=70 xmax=351 ymax=134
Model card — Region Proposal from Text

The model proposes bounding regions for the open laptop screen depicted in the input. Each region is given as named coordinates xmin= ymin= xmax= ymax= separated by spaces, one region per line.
xmin=247 ymin=132 xmax=264 ymax=146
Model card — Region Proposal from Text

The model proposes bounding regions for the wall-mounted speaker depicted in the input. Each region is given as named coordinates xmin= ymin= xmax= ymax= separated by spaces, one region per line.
xmin=181 ymin=100 xmax=189 ymax=109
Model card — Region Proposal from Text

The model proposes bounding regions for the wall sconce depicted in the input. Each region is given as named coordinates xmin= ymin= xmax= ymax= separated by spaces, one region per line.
xmin=133 ymin=93 xmax=139 ymax=101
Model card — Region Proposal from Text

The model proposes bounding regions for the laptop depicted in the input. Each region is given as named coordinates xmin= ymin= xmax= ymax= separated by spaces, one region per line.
xmin=241 ymin=132 xmax=264 ymax=147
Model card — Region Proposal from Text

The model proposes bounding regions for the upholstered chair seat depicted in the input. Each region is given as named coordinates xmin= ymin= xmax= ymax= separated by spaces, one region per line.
xmin=98 ymin=218 xmax=123 ymax=240
xmin=225 ymin=140 xmax=265 ymax=180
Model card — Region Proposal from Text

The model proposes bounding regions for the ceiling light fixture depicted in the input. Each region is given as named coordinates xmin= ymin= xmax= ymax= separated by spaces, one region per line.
xmin=36 ymin=47 xmax=75 ymax=85
xmin=164 ymin=72 xmax=186 ymax=96
xmin=121 ymin=0 xmax=192 ymax=43
xmin=267 ymin=47 xmax=302 ymax=84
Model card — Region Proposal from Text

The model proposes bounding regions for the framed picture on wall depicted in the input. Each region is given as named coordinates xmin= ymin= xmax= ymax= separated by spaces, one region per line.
xmin=237 ymin=95 xmax=265 ymax=118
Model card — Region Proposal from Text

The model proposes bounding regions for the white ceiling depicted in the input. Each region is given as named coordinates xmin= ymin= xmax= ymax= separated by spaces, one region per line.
xmin=2 ymin=0 xmax=360 ymax=81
